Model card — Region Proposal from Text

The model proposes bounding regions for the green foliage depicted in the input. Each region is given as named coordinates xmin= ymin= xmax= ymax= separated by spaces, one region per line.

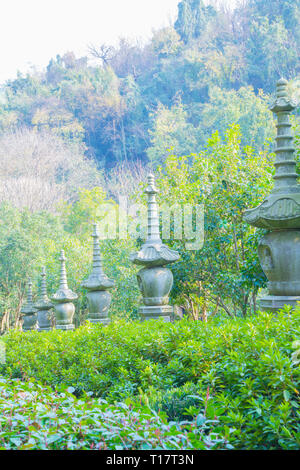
xmin=174 ymin=0 xmax=216 ymax=44
xmin=1 ymin=310 xmax=299 ymax=449
xmin=0 ymin=377 xmax=225 ymax=450
xmin=200 ymin=86 xmax=276 ymax=150
xmin=155 ymin=125 xmax=273 ymax=317
xmin=0 ymin=1 xmax=299 ymax=167
xmin=147 ymin=100 xmax=198 ymax=165
xmin=0 ymin=186 xmax=139 ymax=330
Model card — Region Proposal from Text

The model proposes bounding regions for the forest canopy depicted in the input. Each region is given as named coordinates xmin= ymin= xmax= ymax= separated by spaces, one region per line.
xmin=0 ymin=0 xmax=299 ymax=170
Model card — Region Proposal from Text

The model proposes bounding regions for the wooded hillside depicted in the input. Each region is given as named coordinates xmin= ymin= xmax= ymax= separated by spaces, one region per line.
xmin=0 ymin=0 xmax=299 ymax=170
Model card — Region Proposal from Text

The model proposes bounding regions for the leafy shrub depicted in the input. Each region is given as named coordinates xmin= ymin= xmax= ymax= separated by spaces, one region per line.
xmin=1 ymin=309 xmax=299 ymax=449
xmin=0 ymin=377 xmax=225 ymax=450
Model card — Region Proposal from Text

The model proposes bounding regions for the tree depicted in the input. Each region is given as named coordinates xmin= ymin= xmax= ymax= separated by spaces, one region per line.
xmin=199 ymin=85 xmax=276 ymax=150
xmin=246 ymin=17 xmax=299 ymax=91
xmin=0 ymin=128 xmax=102 ymax=211
xmin=175 ymin=0 xmax=216 ymax=43
xmin=151 ymin=27 xmax=182 ymax=58
xmin=147 ymin=100 xmax=198 ymax=165
xmin=155 ymin=125 xmax=273 ymax=317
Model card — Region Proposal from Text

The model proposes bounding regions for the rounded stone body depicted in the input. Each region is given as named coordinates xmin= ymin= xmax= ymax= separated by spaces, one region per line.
xmin=22 ymin=313 xmax=37 ymax=331
xmin=87 ymin=290 xmax=112 ymax=325
xmin=258 ymin=230 xmax=300 ymax=311
xmin=37 ymin=309 xmax=53 ymax=332
xmin=53 ymin=302 xmax=75 ymax=330
xmin=259 ymin=230 xmax=300 ymax=296
xmin=137 ymin=267 xmax=173 ymax=306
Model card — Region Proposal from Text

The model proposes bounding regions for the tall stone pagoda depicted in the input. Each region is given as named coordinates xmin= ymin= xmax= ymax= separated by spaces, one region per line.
xmin=81 ymin=224 xmax=115 ymax=325
xmin=51 ymin=250 xmax=78 ymax=330
xmin=244 ymin=78 xmax=300 ymax=312
xmin=21 ymin=279 xmax=37 ymax=331
xmin=131 ymin=174 xmax=180 ymax=321
xmin=35 ymin=267 xmax=53 ymax=332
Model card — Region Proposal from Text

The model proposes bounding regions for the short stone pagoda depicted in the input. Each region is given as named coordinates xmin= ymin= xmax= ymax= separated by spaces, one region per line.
xmin=21 ymin=279 xmax=37 ymax=331
xmin=244 ymin=78 xmax=300 ymax=312
xmin=81 ymin=224 xmax=115 ymax=325
xmin=131 ymin=174 xmax=180 ymax=321
xmin=51 ymin=250 xmax=78 ymax=330
xmin=35 ymin=267 xmax=53 ymax=332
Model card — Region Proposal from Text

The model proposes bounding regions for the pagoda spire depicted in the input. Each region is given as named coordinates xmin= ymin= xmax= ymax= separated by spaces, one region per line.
xmin=131 ymin=173 xmax=179 ymax=266
xmin=35 ymin=267 xmax=53 ymax=332
xmin=146 ymin=174 xmax=161 ymax=242
xmin=91 ymin=224 xmax=104 ymax=275
xmin=59 ymin=250 xmax=68 ymax=290
xmin=270 ymin=78 xmax=298 ymax=194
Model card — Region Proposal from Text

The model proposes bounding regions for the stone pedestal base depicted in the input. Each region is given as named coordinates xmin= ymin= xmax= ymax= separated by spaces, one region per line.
xmin=87 ymin=316 xmax=111 ymax=326
xmin=139 ymin=305 xmax=173 ymax=322
xmin=23 ymin=326 xmax=37 ymax=332
xmin=259 ymin=295 xmax=300 ymax=313
xmin=56 ymin=324 xmax=75 ymax=331
xmin=37 ymin=326 xmax=52 ymax=332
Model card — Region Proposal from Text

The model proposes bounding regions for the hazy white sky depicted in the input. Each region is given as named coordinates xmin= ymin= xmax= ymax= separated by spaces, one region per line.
xmin=0 ymin=0 xmax=181 ymax=84
xmin=0 ymin=0 xmax=238 ymax=84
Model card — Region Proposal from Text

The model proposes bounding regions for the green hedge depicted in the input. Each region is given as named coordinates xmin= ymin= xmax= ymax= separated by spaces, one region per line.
xmin=1 ymin=309 xmax=299 ymax=449
xmin=0 ymin=377 xmax=225 ymax=450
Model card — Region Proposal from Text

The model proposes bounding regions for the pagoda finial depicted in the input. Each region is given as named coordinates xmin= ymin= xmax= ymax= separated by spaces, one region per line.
xmin=59 ymin=250 xmax=68 ymax=290
xmin=35 ymin=266 xmax=53 ymax=332
xmin=27 ymin=278 xmax=33 ymax=304
xmin=41 ymin=266 xmax=48 ymax=300
xmin=145 ymin=173 xmax=161 ymax=242
xmin=269 ymin=78 xmax=298 ymax=194
xmin=130 ymin=173 xmax=180 ymax=322
xmin=131 ymin=174 xmax=180 ymax=267
xmin=81 ymin=224 xmax=115 ymax=291
xmin=52 ymin=250 xmax=77 ymax=301
xmin=35 ymin=266 xmax=52 ymax=307
xmin=92 ymin=223 xmax=104 ymax=275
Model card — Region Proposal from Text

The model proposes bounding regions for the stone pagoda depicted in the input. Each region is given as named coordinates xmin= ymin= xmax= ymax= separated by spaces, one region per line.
xmin=131 ymin=174 xmax=180 ymax=321
xmin=81 ymin=224 xmax=115 ymax=325
xmin=35 ymin=267 xmax=53 ymax=332
xmin=51 ymin=250 xmax=78 ymax=330
xmin=21 ymin=279 xmax=37 ymax=331
xmin=244 ymin=78 xmax=300 ymax=312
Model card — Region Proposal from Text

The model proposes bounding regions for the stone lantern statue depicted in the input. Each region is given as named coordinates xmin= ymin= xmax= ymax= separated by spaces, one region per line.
xmin=131 ymin=174 xmax=180 ymax=321
xmin=51 ymin=250 xmax=78 ymax=330
xmin=243 ymin=78 xmax=300 ymax=312
xmin=81 ymin=224 xmax=115 ymax=325
xmin=35 ymin=267 xmax=53 ymax=332
xmin=21 ymin=279 xmax=37 ymax=331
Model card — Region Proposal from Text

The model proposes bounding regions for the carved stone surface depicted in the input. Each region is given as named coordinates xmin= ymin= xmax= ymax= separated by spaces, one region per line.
xmin=51 ymin=250 xmax=77 ymax=330
xmin=131 ymin=174 xmax=180 ymax=321
xmin=21 ymin=279 xmax=37 ymax=331
xmin=258 ymin=231 xmax=300 ymax=296
xmin=81 ymin=224 xmax=114 ymax=324
xmin=35 ymin=267 xmax=53 ymax=332
xmin=243 ymin=79 xmax=300 ymax=312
